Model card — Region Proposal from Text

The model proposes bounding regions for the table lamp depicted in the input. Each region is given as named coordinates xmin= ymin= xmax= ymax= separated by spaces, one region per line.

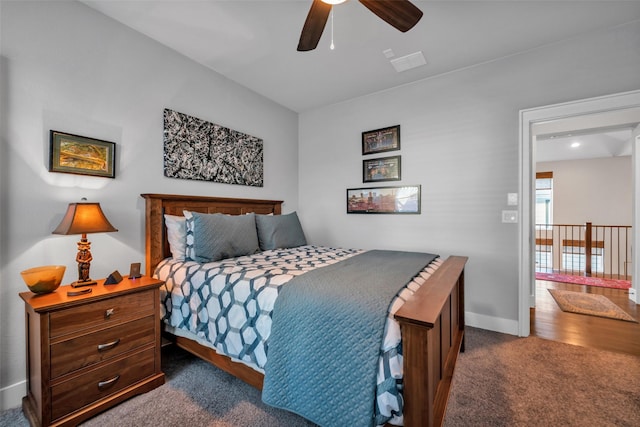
xmin=52 ymin=200 xmax=118 ymax=287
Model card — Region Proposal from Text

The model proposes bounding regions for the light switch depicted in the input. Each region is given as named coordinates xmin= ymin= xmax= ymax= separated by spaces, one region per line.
xmin=502 ymin=210 xmax=518 ymax=223
xmin=507 ymin=193 xmax=518 ymax=206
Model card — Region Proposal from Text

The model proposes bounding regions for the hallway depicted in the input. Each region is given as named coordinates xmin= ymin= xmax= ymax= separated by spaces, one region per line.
xmin=531 ymin=280 xmax=640 ymax=356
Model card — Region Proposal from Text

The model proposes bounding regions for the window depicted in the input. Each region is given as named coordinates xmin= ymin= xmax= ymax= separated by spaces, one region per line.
xmin=535 ymin=172 xmax=553 ymax=226
xmin=535 ymin=172 xmax=553 ymax=272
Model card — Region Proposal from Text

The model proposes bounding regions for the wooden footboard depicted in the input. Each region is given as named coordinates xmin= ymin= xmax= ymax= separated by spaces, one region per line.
xmin=141 ymin=193 xmax=466 ymax=427
xmin=395 ymin=255 xmax=467 ymax=427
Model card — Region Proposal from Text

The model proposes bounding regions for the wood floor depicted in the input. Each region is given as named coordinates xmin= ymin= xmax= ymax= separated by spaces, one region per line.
xmin=531 ymin=280 xmax=640 ymax=356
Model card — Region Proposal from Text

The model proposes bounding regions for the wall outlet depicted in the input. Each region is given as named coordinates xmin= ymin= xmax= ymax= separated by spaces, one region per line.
xmin=502 ymin=210 xmax=518 ymax=223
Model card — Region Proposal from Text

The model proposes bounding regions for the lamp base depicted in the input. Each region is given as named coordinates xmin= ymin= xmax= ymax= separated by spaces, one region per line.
xmin=71 ymin=280 xmax=97 ymax=288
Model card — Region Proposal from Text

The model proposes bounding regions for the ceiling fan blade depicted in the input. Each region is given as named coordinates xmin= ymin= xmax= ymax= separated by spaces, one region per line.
xmin=359 ymin=0 xmax=423 ymax=32
xmin=297 ymin=0 xmax=332 ymax=51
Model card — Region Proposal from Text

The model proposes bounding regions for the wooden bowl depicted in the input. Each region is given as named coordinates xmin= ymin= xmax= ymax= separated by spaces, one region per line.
xmin=20 ymin=265 xmax=66 ymax=294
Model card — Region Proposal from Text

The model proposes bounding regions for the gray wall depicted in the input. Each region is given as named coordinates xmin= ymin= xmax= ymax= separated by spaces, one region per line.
xmin=0 ymin=1 xmax=298 ymax=407
xmin=537 ymin=156 xmax=632 ymax=225
xmin=298 ymin=20 xmax=640 ymax=333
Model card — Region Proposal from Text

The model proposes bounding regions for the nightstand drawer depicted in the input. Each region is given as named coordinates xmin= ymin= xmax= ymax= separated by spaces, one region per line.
xmin=51 ymin=347 xmax=155 ymax=421
xmin=49 ymin=289 xmax=155 ymax=338
xmin=50 ymin=315 xmax=156 ymax=378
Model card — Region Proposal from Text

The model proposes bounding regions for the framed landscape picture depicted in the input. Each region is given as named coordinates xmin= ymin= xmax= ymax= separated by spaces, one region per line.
xmin=362 ymin=125 xmax=400 ymax=155
xmin=347 ymin=185 xmax=421 ymax=214
xmin=49 ymin=130 xmax=116 ymax=178
xmin=363 ymin=155 xmax=401 ymax=183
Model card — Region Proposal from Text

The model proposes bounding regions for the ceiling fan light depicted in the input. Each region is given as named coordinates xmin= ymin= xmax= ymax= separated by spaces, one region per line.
xmin=322 ymin=0 xmax=347 ymax=4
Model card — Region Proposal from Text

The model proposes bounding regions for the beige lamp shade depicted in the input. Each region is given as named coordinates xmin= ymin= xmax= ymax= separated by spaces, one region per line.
xmin=52 ymin=202 xmax=118 ymax=235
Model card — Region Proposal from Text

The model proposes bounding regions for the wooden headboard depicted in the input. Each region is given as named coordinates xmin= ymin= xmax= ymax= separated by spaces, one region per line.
xmin=141 ymin=194 xmax=283 ymax=276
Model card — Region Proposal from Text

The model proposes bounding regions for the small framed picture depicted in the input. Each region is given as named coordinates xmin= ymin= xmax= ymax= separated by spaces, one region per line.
xmin=347 ymin=185 xmax=421 ymax=214
xmin=363 ymin=155 xmax=401 ymax=183
xmin=362 ymin=125 xmax=400 ymax=155
xmin=129 ymin=262 xmax=141 ymax=279
xmin=49 ymin=130 xmax=116 ymax=178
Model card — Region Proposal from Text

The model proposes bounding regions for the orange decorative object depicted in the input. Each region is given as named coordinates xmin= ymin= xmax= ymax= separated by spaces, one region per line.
xmin=20 ymin=265 xmax=66 ymax=294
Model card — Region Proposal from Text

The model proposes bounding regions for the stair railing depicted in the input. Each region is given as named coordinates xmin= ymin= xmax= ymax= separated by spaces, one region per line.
xmin=535 ymin=222 xmax=632 ymax=280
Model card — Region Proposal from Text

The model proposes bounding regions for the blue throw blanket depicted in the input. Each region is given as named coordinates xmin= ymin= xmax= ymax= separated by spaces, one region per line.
xmin=262 ymin=250 xmax=438 ymax=427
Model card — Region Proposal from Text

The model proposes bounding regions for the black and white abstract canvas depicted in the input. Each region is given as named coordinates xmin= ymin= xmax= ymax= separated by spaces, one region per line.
xmin=163 ymin=109 xmax=264 ymax=187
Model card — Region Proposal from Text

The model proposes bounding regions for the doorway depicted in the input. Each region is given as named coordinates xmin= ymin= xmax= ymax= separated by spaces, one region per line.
xmin=519 ymin=90 xmax=640 ymax=337
xmin=534 ymin=128 xmax=633 ymax=279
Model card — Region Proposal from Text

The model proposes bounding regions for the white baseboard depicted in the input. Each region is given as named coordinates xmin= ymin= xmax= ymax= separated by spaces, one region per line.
xmin=1 ymin=380 xmax=25 ymax=411
xmin=465 ymin=311 xmax=519 ymax=336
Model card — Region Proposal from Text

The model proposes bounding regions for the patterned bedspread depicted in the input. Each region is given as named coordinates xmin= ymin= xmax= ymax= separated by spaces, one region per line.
xmin=154 ymin=245 xmax=442 ymax=426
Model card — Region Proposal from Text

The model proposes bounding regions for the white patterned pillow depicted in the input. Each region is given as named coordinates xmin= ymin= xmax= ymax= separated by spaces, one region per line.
xmin=164 ymin=214 xmax=187 ymax=261
xmin=183 ymin=210 xmax=196 ymax=261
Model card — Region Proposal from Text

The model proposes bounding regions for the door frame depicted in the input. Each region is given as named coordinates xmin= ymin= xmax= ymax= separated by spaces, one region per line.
xmin=518 ymin=90 xmax=640 ymax=337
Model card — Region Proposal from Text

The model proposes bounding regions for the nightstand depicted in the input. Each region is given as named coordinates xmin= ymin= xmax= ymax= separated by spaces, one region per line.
xmin=19 ymin=276 xmax=165 ymax=427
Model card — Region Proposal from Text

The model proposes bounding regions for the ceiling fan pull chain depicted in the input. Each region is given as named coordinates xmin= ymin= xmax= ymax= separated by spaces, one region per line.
xmin=330 ymin=9 xmax=335 ymax=50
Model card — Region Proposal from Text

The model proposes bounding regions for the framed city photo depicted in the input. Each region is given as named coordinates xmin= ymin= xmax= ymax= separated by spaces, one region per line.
xmin=347 ymin=185 xmax=421 ymax=214
xmin=363 ymin=155 xmax=401 ymax=183
xmin=49 ymin=130 xmax=116 ymax=178
xmin=362 ymin=125 xmax=400 ymax=155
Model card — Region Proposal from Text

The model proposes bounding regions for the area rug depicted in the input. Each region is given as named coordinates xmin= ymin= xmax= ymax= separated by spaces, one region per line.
xmin=536 ymin=272 xmax=631 ymax=290
xmin=548 ymin=289 xmax=637 ymax=322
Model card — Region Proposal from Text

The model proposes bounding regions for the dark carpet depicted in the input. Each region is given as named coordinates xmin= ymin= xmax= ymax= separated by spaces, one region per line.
xmin=2 ymin=327 xmax=639 ymax=426
xmin=85 ymin=346 xmax=316 ymax=427
xmin=444 ymin=328 xmax=640 ymax=427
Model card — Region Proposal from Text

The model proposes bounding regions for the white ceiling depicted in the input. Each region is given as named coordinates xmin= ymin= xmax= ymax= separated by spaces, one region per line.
xmin=536 ymin=128 xmax=634 ymax=163
xmin=81 ymin=0 xmax=640 ymax=113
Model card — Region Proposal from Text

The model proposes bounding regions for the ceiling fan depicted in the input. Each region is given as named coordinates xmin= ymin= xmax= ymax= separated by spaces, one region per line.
xmin=297 ymin=0 xmax=424 ymax=51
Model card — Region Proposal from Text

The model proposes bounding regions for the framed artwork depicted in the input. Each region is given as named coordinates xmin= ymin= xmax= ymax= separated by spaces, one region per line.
xmin=49 ymin=131 xmax=116 ymax=178
xmin=363 ymin=155 xmax=401 ymax=183
xmin=347 ymin=185 xmax=421 ymax=214
xmin=362 ymin=125 xmax=400 ymax=155
xmin=163 ymin=109 xmax=263 ymax=187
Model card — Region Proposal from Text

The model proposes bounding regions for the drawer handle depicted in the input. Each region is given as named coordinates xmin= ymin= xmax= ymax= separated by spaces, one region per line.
xmin=97 ymin=338 xmax=120 ymax=352
xmin=97 ymin=375 xmax=120 ymax=391
xmin=105 ymin=308 xmax=115 ymax=319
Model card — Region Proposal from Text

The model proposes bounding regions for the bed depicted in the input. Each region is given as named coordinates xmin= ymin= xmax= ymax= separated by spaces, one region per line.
xmin=142 ymin=193 xmax=467 ymax=427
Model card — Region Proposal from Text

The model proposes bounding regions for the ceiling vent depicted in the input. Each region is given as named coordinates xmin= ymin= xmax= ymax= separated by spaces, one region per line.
xmin=390 ymin=51 xmax=426 ymax=72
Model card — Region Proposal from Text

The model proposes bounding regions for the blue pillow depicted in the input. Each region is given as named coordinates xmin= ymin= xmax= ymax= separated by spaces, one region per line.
xmin=255 ymin=212 xmax=307 ymax=250
xmin=191 ymin=212 xmax=260 ymax=263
